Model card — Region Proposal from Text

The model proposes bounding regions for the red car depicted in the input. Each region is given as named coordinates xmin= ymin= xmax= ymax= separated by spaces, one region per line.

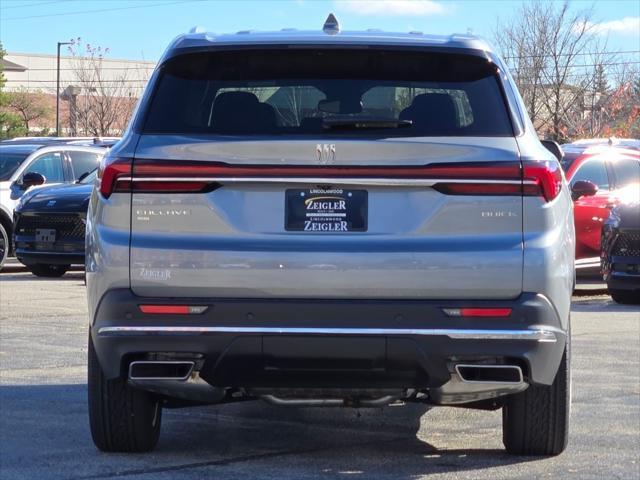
xmin=562 ymin=144 xmax=640 ymax=265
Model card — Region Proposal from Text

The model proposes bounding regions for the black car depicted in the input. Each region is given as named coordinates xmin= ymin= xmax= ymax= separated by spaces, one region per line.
xmin=12 ymin=170 xmax=96 ymax=277
xmin=601 ymin=187 xmax=640 ymax=304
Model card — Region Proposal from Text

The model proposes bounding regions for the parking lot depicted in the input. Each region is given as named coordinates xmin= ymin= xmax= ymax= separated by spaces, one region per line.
xmin=0 ymin=270 xmax=638 ymax=480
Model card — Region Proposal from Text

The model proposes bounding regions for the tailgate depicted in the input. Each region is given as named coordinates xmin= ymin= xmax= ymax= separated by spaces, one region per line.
xmin=129 ymin=136 xmax=523 ymax=299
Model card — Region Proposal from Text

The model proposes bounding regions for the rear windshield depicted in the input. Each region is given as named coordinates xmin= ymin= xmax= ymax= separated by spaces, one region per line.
xmin=143 ymin=49 xmax=513 ymax=137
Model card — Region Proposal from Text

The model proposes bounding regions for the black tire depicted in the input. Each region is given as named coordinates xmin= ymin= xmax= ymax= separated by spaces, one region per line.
xmin=88 ymin=333 xmax=162 ymax=452
xmin=502 ymin=338 xmax=570 ymax=456
xmin=0 ymin=222 xmax=8 ymax=270
xmin=28 ymin=264 xmax=69 ymax=277
xmin=609 ymin=289 xmax=640 ymax=305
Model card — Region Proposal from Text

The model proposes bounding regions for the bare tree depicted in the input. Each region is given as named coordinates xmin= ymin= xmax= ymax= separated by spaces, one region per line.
xmin=5 ymin=88 xmax=52 ymax=132
xmin=494 ymin=1 xmax=615 ymax=142
xmin=65 ymin=39 xmax=144 ymax=136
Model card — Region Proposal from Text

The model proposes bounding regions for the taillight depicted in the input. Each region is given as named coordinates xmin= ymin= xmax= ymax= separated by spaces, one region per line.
xmin=430 ymin=162 xmax=523 ymax=196
xmin=98 ymin=156 xmax=132 ymax=198
xmin=97 ymin=158 xmax=563 ymax=202
xmin=522 ymin=160 xmax=563 ymax=202
xmin=120 ymin=159 xmax=526 ymax=195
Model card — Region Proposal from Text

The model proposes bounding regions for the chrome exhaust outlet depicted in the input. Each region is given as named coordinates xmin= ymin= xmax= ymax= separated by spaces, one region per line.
xmin=128 ymin=365 xmax=225 ymax=403
xmin=429 ymin=364 xmax=528 ymax=405
xmin=261 ymin=394 xmax=399 ymax=407
xmin=128 ymin=361 xmax=195 ymax=381
xmin=455 ymin=364 xmax=524 ymax=384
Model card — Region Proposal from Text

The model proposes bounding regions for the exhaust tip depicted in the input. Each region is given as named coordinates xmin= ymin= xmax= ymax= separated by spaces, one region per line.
xmin=455 ymin=364 xmax=523 ymax=384
xmin=129 ymin=361 xmax=194 ymax=381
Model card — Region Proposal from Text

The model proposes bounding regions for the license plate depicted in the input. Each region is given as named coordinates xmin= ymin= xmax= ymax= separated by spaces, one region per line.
xmin=285 ymin=188 xmax=368 ymax=232
xmin=35 ymin=228 xmax=56 ymax=243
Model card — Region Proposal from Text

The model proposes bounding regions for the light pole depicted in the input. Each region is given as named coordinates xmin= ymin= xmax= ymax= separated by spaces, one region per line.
xmin=56 ymin=41 xmax=72 ymax=137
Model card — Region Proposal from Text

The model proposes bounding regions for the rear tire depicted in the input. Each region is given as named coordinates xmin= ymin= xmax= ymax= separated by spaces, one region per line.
xmin=609 ymin=289 xmax=640 ymax=305
xmin=88 ymin=333 xmax=162 ymax=452
xmin=28 ymin=264 xmax=69 ymax=277
xmin=0 ymin=222 xmax=8 ymax=270
xmin=502 ymin=338 xmax=570 ymax=456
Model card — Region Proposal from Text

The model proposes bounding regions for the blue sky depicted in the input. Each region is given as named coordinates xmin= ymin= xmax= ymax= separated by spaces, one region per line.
xmin=1 ymin=0 xmax=639 ymax=62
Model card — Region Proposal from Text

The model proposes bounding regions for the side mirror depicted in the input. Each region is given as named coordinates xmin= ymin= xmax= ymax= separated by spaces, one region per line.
xmin=20 ymin=172 xmax=46 ymax=189
xmin=541 ymin=139 xmax=564 ymax=162
xmin=571 ymin=180 xmax=598 ymax=201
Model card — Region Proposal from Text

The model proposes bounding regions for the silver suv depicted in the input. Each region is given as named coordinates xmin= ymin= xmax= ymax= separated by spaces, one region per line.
xmin=86 ymin=19 xmax=574 ymax=456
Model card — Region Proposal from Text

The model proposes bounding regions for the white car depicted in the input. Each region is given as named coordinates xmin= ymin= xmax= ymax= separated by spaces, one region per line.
xmin=0 ymin=143 xmax=106 ymax=268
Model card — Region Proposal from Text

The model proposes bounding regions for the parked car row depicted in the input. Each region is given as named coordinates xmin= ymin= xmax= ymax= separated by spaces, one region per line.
xmin=13 ymin=169 xmax=96 ymax=277
xmin=562 ymin=139 xmax=639 ymax=303
xmin=0 ymin=137 xmax=116 ymax=270
xmin=562 ymin=140 xmax=640 ymax=263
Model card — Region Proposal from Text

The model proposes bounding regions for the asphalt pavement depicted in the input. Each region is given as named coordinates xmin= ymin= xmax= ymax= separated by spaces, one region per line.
xmin=0 ymin=271 xmax=638 ymax=480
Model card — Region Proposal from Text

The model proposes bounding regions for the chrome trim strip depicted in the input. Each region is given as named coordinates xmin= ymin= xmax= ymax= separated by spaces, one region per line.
xmin=98 ymin=326 xmax=557 ymax=342
xmin=117 ymin=177 xmax=535 ymax=187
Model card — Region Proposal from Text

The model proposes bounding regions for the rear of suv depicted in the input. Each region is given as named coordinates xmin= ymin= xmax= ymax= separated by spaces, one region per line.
xmin=86 ymin=22 xmax=574 ymax=456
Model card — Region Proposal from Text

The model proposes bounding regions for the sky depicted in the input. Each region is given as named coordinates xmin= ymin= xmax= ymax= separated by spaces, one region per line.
xmin=0 ymin=0 xmax=639 ymax=62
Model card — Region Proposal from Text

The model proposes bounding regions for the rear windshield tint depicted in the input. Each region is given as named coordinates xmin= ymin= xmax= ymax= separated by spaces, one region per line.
xmin=143 ymin=49 xmax=513 ymax=137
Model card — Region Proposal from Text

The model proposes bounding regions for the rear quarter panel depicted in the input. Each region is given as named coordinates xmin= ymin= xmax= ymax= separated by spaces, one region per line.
xmin=517 ymin=133 xmax=574 ymax=328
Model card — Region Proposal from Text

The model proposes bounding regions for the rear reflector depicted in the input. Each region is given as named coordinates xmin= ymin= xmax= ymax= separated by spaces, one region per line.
xmin=443 ymin=308 xmax=512 ymax=317
xmin=139 ymin=305 xmax=208 ymax=314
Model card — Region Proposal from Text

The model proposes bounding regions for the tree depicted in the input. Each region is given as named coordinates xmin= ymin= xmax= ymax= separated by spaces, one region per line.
xmin=0 ymin=42 xmax=27 ymax=139
xmin=65 ymin=39 xmax=141 ymax=136
xmin=494 ymin=1 xmax=613 ymax=142
xmin=5 ymin=88 xmax=52 ymax=132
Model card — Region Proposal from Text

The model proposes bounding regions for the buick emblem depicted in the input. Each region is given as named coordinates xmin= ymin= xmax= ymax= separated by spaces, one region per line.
xmin=316 ymin=144 xmax=336 ymax=164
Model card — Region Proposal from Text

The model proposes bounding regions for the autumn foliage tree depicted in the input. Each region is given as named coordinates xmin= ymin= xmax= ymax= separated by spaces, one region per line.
xmin=494 ymin=1 xmax=638 ymax=141
xmin=0 ymin=42 xmax=27 ymax=139
xmin=5 ymin=88 xmax=52 ymax=133
xmin=65 ymin=39 xmax=140 ymax=136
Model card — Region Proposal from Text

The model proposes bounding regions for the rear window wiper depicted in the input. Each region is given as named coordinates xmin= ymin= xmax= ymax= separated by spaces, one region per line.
xmin=322 ymin=117 xmax=412 ymax=130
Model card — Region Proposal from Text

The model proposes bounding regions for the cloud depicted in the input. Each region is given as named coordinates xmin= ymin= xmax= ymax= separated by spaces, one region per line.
xmin=581 ymin=16 xmax=640 ymax=35
xmin=336 ymin=0 xmax=446 ymax=16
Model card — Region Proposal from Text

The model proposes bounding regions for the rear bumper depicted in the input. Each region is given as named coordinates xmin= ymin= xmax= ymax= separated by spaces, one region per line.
xmin=15 ymin=249 xmax=84 ymax=266
xmin=92 ymin=289 xmax=567 ymax=392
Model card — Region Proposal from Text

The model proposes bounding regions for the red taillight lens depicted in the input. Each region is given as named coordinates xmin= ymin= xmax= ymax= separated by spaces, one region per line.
xmin=126 ymin=159 xmax=525 ymax=195
xmin=522 ymin=160 xmax=563 ymax=202
xmin=99 ymin=157 xmax=132 ymax=198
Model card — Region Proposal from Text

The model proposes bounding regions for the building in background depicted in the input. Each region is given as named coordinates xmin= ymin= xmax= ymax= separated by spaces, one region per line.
xmin=2 ymin=51 xmax=154 ymax=136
